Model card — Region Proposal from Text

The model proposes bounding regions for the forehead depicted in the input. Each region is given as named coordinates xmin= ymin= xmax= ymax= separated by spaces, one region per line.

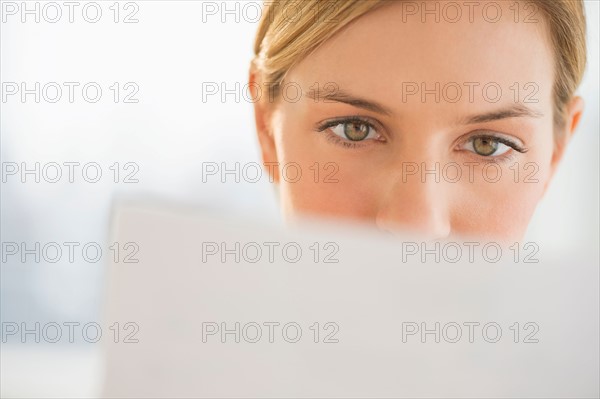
xmin=286 ymin=0 xmax=554 ymax=111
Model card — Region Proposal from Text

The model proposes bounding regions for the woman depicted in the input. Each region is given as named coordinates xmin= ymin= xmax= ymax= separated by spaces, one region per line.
xmin=249 ymin=0 xmax=586 ymax=242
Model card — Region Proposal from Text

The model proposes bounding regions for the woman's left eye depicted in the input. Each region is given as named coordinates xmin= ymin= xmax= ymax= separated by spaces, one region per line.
xmin=462 ymin=136 xmax=511 ymax=157
xmin=329 ymin=122 xmax=379 ymax=142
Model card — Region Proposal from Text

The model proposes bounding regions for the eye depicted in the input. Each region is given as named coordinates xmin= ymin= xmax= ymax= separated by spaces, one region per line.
xmin=462 ymin=136 xmax=513 ymax=157
xmin=329 ymin=121 xmax=380 ymax=142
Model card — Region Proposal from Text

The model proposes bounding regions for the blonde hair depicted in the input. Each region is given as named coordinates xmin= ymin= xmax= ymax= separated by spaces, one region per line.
xmin=252 ymin=0 xmax=587 ymax=128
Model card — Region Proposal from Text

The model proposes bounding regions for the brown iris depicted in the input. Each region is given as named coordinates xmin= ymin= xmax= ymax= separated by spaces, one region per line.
xmin=472 ymin=137 xmax=498 ymax=156
xmin=344 ymin=122 xmax=370 ymax=141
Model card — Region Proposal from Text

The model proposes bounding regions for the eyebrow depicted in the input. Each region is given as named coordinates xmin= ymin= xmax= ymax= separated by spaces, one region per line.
xmin=305 ymin=88 xmax=393 ymax=116
xmin=461 ymin=104 xmax=544 ymax=125
xmin=305 ymin=87 xmax=544 ymax=123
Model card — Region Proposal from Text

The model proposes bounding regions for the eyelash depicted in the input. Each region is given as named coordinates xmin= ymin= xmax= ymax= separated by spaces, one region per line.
xmin=315 ymin=117 xmax=529 ymax=160
xmin=458 ymin=134 xmax=528 ymax=163
xmin=315 ymin=116 xmax=384 ymax=149
xmin=479 ymin=136 xmax=525 ymax=152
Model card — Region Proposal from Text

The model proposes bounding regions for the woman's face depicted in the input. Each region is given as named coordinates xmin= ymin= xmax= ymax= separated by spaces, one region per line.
xmin=253 ymin=0 xmax=583 ymax=242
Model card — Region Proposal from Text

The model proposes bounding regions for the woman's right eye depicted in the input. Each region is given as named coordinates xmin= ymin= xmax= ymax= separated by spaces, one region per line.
xmin=329 ymin=122 xmax=380 ymax=142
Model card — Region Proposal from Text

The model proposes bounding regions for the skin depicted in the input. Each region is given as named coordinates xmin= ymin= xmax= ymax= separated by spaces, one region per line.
xmin=250 ymin=0 xmax=584 ymax=242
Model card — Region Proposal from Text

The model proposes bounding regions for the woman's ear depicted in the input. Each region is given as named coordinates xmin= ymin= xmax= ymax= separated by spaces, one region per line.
xmin=544 ymin=96 xmax=584 ymax=194
xmin=249 ymin=67 xmax=280 ymax=183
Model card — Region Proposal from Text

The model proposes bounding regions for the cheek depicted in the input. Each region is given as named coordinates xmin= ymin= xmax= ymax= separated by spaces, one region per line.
xmin=272 ymin=124 xmax=383 ymax=220
xmin=285 ymin=169 xmax=383 ymax=220
xmin=451 ymin=162 xmax=552 ymax=240
xmin=453 ymin=122 xmax=556 ymax=241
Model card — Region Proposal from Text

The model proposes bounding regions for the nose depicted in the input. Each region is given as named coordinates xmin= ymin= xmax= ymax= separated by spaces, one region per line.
xmin=375 ymin=166 xmax=451 ymax=241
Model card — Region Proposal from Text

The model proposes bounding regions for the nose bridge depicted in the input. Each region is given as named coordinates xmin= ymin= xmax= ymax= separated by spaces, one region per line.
xmin=376 ymin=160 xmax=452 ymax=240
